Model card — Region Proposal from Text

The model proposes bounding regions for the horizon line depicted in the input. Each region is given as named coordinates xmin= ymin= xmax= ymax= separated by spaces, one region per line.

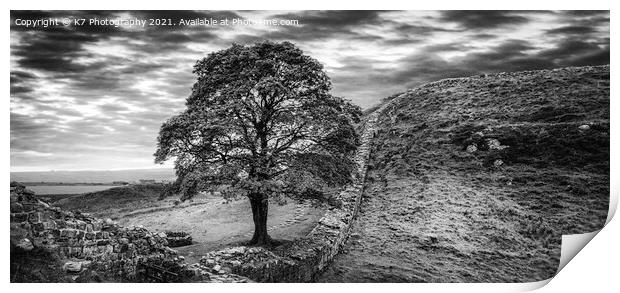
xmin=10 ymin=166 xmax=175 ymax=173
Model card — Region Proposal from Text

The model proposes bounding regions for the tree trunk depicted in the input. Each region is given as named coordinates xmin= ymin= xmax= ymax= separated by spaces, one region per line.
xmin=249 ymin=194 xmax=271 ymax=245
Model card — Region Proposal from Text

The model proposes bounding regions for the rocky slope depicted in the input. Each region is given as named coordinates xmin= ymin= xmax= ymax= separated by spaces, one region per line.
xmin=319 ymin=65 xmax=610 ymax=282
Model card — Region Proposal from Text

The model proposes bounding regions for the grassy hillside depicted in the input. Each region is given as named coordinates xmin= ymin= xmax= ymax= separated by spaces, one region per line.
xmin=55 ymin=183 xmax=166 ymax=217
xmin=376 ymin=65 xmax=609 ymax=234
xmin=321 ymin=65 xmax=609 ymax=282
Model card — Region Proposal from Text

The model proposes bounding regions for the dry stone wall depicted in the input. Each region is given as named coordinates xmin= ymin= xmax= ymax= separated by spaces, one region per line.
xmin=10 ymin=182 xmax=253 ymax=282
xmin=10 ymin=182 xmax=187 ymax=282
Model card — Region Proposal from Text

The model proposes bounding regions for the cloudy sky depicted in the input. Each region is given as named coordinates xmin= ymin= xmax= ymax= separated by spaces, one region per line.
xmin=10 ymin=10 xmax=609 ymax=171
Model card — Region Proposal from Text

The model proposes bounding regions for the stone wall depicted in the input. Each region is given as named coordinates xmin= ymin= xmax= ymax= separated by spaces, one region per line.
xmin=191 ymin=108 xmax=385 ymax=282
xmin=10 ymin=182 xmax=184 ymax=282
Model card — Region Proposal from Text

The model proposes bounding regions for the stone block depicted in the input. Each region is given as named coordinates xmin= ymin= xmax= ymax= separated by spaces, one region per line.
xmin=10 ymin=203 xmax=24 ymax=213
xmin=60 ymin=246 xmax=71 ymax=257
xmin=60 ymin=228 xmax=77 ymax=238
xmin=42 ymin=220 xmax=57 ymax=230
xmin=15 ymin=238 xmax=34 ymax=251
xmin=97 ymin=245 xmax=108 ymax=254
xmin=83 ymin=245 xmax=97 ymax=257
xmin=28 ymin=212 xmax=41 ymax=223
xmin=56 ymin=220 xmax=67 ymax=228
xmin=31 ymin=222 xmax=45 ymax=232
xmin=72 ymin=246 xmax=84 ymax=257
xmin=11 ymin=212 xmax=29 ymax=223
xmin=21 ymin=203 xmax=39 ymax=212
xmin=33 ymin=238 xmax=51 ymax=247
xmin=50 ymin=229 xmax=61 ymax=238
xmin=66 ymin=221 xmax=77 ymax=229
xmin=76 ymin=220 xmax=87 ymax=230
xmin=97 ymin=239 xmax=110 ymax=246
xmin=63 ymin=261 xmax=82 ymax=273
xmin=67 ymin=238 xmax=79 ymax=246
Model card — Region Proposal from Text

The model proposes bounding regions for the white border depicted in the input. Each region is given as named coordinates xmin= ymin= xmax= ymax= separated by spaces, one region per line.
xmin=3 ymin=1 xmax=617 ymax=292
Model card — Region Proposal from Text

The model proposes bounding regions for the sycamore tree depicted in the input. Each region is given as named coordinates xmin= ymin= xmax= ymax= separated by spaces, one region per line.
xmin=154 ymin=41 xmax=361 ymax=245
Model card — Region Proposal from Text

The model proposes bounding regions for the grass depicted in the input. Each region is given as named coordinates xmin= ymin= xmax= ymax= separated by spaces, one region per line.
xmin=373 ymin=65 xmax=609 ymax=235
xmin=54 ymin=183 xmax=167 ymax=217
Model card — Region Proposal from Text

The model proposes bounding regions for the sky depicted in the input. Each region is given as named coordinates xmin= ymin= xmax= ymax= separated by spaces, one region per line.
xmin=10 ymin=10 xmax=610 ymax=171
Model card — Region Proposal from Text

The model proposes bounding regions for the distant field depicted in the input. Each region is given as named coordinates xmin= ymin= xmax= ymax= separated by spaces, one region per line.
xmin=26 ymin=185 xmax=118 ymax=195
xmin=11 ymin=168 xmax=175 ymax=183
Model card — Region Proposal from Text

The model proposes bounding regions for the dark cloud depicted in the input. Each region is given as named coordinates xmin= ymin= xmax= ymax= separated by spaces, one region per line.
xmin=135 ymin=10 xmax=241 ymax=29
xmin=10 ymin=71 xmax=37 ymax=95
xmin=546 ymin=25 xmax=597 ymax=35
xmin=471 ymin=33 xmax=498 ymax=39
xmin=11 ymin=23 xmax=106 ymax=73
xmin=539 ymin=39 xmax=606 ymax=61
xmin=396 ymin=23 xmax=458 ymax=36
xmin=10 ymin=10 xmax=224 ymax=73
xmin=10 ymin=112 xmax=62 ymax=145
xmin=283 ymin=10 xmax=382 ymax=27
xmin=538 ymin=40 xmax=609 ymax=67
xmin=257 ymin=10 xmax=385 ymax=41
xmin=10 ymin=10 xmax=56 ymax=20
xmin=560 ymin=10 xmax=609 ymax=17
xmin=344 ymin=39 xmax=558 ymax=100
xmin=440 ymin=10 xmax=530 ymax=29
xmin=564 ymin=47 xmax=610 ymax=67
xmin=10 ymin=71 xmax=37 ymax=82
xmin=554 ymin=11 xmax=609 ymax=30
xmin=10 ymin=85 xmax=33 ymax=94
xmin=422 ymin=43 xmax=473 ymax=53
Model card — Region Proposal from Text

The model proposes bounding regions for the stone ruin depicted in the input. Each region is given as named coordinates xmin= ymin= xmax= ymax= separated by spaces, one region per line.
xmin=10 ymin=181 xmax=176 ymax=281
xmin=164 ymin=231 xmax=193 ymax=247
xmin=9 ymin=181 xmax=249 ymax=282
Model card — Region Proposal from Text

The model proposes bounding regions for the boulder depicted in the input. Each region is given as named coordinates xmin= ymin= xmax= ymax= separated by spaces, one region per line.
xmin=63 ymin=261 xmax=82 ymax=273
xmin=493 ymin=159 xmax=504 ymax=167
xmin=165 ymin=231 xmax=192 ymax=247
xmin=486 ymin=138 xmax=508 ymax=150
xmin=16 ymin=238 xmax=34 ymax=251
